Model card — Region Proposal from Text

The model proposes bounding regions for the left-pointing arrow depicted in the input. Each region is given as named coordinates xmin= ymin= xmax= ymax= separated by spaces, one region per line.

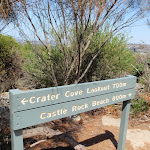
xmin=21 ymin=98 xmax=28 ymax=105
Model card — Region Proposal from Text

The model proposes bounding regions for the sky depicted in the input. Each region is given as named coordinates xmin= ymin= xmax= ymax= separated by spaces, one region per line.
xmin=126 ymin=18 xmax=150 ymax=45
xmin=1 ymin=16 xmax=150 ymax=45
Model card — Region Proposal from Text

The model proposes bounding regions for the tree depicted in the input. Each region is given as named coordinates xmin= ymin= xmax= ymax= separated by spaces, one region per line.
xmin=0 ymin=34 xmax=22 ymax=92
xmin=81 ymin=30 xmax=135 ymax=82
xmin=0 ymin=0 xmax=18 ymax=32
xmin=1 ymin=1 xmax=149 ymax=148
xmin=13 ymin=0 xmax=148 ymax=86
xmin=1 ymin=1 xmax=149 ymax=85
xmin=22 ymin=27 xmax=135 ymax=88
xmin=134 ymin=0 xmax=150 ymax=26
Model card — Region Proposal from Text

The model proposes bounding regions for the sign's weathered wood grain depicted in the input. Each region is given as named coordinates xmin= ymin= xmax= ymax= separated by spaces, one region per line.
xmin=10 ymin=76 xmax=136 ymax=112
xmin=11 ymin=88 xmax=135 ymax=130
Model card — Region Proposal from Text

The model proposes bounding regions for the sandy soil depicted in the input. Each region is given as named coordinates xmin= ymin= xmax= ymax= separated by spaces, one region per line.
xmin=1 ymin=92 xmax=149 ymax=150
xmin=29 ymin=111 xmax=150 ymax=150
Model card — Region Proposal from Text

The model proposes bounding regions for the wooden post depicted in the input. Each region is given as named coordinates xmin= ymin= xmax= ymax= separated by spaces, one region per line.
xmin=9 ymin=76 xmax=136 ymax=150
xmin=117 ymin=100 xmax=131 ymax=150
xmin=10 ymin=89 xmax=24 ymax=150
xmin=10 ymin=129 xmax=24 ymax=150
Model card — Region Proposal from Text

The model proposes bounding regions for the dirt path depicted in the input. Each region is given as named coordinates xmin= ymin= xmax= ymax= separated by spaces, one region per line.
xmin=76 ymin=115 xmax=150 ymax=150
xmin=101 ymin=116 xmax=150 ymax=150
xmin=1 ymin=92 xmax=150 ymax=150
xmin=31 ymin=113 xmax=150 ymax=150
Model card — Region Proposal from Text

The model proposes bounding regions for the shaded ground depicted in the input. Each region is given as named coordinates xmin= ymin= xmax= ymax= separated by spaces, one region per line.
xmin=29 ymin=111 xmax=150 ymax=150
xmin=0 ymin=92 xmax=150 ymax=150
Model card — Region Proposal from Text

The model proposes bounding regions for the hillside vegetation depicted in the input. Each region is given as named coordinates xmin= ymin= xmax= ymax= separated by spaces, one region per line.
xmin=0 ymin=33 xmax=150 ymax=149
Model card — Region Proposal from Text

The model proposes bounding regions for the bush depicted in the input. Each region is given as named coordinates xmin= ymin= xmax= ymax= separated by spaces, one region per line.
xmin=0 ymin=34 xmax=23 ymax=92
xmin=131 ymin=97 xmax=149 ymax=117
xmin=133 ymin=53 xmax=150 ymax=92
xmin=21 ymin=42 xmax=55 ymax=88
xmin=81 ymin=32 xmax=135 ymax=82
xmin=22 ymin=30 xmax=135 ymax=88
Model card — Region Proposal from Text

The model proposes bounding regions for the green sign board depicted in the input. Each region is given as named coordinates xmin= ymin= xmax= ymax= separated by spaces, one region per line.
xmin=10 ymin=76 xmax=136 ymax=112
xmin=9 ymin=75 xmax=136 ymax=150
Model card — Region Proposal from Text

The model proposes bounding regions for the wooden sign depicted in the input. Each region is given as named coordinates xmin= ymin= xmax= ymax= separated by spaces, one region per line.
xmin=10 ymin=76 xmax=136 ymax=112
xmin=9 ymin=75 xmax=136 ymax=150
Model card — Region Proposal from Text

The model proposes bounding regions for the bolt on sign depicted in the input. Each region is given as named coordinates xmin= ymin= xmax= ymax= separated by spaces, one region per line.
xmin=9 ymin=75 xmax=136 ymax=150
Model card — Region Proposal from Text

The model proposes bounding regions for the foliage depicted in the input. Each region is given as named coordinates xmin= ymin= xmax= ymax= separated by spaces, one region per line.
xmin=5 ymin=0 xmax=148 ymax=86
xmin=21 ymin=42 xmax=53 ymax=88
xmin=0 ymin=106 xmax=11 ymax=150
xmin=0 ymin=0 xmax=149 ymax=86
xmin=0 ymin=0 xmax=16 ymax=19
xmin=81 ymin=31 xmax=135 ymax=82
xmin=0 ymin=0 xmax=17 ymax=32
xmin=133 ymin=53 xmax=150 ymax=92
xmin=0 ymin=34 xmax=22 ymax=92
xmin=22 ymin=41 xmax=75 ymax=87
xmin=131 ymin=97 xmax=149 ymax=117
xmin=132 ymin=56 xmax=144 ymax=78
xmin=22 ymin=29 xmax=135 ymax=88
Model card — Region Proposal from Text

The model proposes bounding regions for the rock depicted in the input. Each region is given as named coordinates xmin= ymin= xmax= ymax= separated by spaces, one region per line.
xmin=127 ymin=129 xmax=150 ymax=149
xmin=70 ymin=114 xmax=81 ymax=122
xmin=135 ymin=83 xmax=144 ymax=90
xmin=0 ymin=92 xmax=9 ymax=99
xmin=141 ymin=115 xmax=149 ymax=121
xmin=102 ymin=116 xmax=121 ymax=127
xmin=102 ymin=115 xmax=150 ymax=150
xmin=0 ymin=92 xmax=10 ymax=135
xmin=0 ymin=92 xmax=9 ymax=108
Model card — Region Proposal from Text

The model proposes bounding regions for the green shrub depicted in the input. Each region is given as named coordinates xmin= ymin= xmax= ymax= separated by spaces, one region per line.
xmin=131 ymin=97 xmax=149 ymax=117
xmin=22 ymin=30 xmax=135 ymax=88
xmin=133 ymin=53 xmax=150 ymax=92
xmin=21 ymin=42 xmax=54 ymax=88
xmin=0 ymin=34 xmax=22 ymax=92
xmin=81 ymin=32 xmax=135 ymax=82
